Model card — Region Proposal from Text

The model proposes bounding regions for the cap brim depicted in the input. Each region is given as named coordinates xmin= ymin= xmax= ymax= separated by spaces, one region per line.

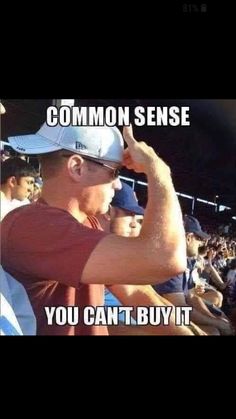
xmin=8 ymin=134 xmax=62 ymax=155
xmin=195 ymin=231 xmax=211 ymax=240
xmin=120 ymin=205 xmax=145 ymax=216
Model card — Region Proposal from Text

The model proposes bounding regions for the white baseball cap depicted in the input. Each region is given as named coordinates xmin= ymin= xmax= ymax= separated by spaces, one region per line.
xmin=8 ymin=123 xmax=124 ymax=163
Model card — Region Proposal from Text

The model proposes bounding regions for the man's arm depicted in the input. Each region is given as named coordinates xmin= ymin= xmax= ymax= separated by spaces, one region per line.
xmin=204 ymin=264 xmax=226 ymax=291
xmin=204 ymin=249 xmax=226 ymax=291
xmin=81 ymin=127 xmax=187 ymax=285
xmin=107 ymin=284 xmax=193 ymax=335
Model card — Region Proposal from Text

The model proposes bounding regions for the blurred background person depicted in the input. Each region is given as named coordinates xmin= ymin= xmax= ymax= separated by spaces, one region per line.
xmin=1 ymin=157 xmax=36 ymax=220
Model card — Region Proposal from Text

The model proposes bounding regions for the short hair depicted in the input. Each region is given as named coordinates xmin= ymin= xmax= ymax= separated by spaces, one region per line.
xmin=39 ymin=150 xmax=97 ymax=180
xmin=1 ymin=157 xmax=37 ymax=185
xmin=39 ymin=150 xmax=67 ymax=180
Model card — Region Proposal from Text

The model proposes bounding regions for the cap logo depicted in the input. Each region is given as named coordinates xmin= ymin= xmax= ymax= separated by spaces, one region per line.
xmin=16 ymin=146 xmax=26 ymax=152
xmin=75 ymin=141 xmax=87 ymax=151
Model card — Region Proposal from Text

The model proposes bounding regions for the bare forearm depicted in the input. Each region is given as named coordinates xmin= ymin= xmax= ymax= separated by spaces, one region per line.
xmin=110 ymin=284 xmax=171 ymax=310
xmin=208 ymin=265 xmax=225 ymax=290
xmin=140 ymin=164 xmax=186 ymax=274
xmin=109 ymin=285 xmax=193 ymax=335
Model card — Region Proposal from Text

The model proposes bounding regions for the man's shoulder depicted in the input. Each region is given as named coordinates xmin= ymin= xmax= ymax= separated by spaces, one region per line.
xmin=2 ymin=202 xmax=106 ymax=246
xmin=1 ymin=202 xmax=83 ymax=240
xmin=3 ymin=202 xmax=71 ymax=223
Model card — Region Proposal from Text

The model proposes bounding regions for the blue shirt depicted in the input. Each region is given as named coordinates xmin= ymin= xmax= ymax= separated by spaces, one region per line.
xmin=104 ymin=289 xmax=136 ymax=325
xmin=153 ymin=258 xmax=197 ymax=297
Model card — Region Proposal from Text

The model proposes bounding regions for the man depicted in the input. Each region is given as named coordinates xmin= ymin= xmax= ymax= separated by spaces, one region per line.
xmin=102 ymin=182 xmax=193 ymax=335
xmin=109 ymin=181 xmax=144 ymax=237
xmin=154 ymin=215 xmax=233 ymax=335
xmin=103 ymin=181 xmax=144 ymax=324
xmin=0 ymin=157 xmax=36 ymax=220
xmin=1 ymin=123 xmax=186 ymax=335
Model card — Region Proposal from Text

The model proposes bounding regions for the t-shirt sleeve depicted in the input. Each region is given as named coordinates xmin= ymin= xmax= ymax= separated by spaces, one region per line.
xmin=153 ymin=274 xmax=184 ymax=295
xmin=1 ymin=205 xmax=107 ymax=288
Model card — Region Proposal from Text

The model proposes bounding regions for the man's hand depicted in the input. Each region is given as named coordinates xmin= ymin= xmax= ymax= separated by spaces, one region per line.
xmin=122 ymin=125 xmax=171 ymax=179
xmin=195 ymin=285 xmax=205 ymax=296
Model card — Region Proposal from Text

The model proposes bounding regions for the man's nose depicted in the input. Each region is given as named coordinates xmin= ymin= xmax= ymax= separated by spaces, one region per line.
xmin=130 ymin=219 xmax=137 ymax=229
xmin=28 ymin=185 xmax=34 ymax=193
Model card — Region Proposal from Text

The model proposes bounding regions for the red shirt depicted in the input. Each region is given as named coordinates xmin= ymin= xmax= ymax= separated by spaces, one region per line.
xmin=1 ymin=201 xmax=108 ymax=335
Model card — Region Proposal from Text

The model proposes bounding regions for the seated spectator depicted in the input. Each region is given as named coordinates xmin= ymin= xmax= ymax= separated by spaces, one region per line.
xmin=101 ymin=182 xmax=193 ymax=335
xmin=194 ymin=247 xmax=225 ymax=306
xmin=153 ymin=215 xmax=234 ymax=335
xmin=0 ymin=157 xmax=36 ymax=220
xmin=222 ymin=258 xmax=236 ymax=316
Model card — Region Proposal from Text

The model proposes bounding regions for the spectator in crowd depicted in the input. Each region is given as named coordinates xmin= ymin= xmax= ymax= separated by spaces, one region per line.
xmin=0 ymin=157 xmax=36 ymax=220
xmin=153 ymin=215 xmax=234 ymax=335
xmin=29 ymin=178 xmax=43 ymax=202
xmin=101 ymin=182 xmax=193 ymax=335
xmin=196 ymin=247 xmax=225 ymax=306
xmin=205 ymin=248 xmax=226 ymax=281
xmin=109 ymin=181 xmax=144 ymax=237
xmin=1 ymin=123 xmax=187 ymax=335
xmin=222 ymin=258 xmax=236 ymax=316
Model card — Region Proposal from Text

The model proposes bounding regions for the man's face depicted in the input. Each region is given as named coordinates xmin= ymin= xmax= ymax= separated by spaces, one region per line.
xmin=186 ymin=233 xmax=203 ymax=257
xmin=79 ymin=159 xmax=122 ymax=216
xmin=129 ymin=214 xmax=143 ymax=237
xmin=110 ymin=207 xmax=143 ymax=237
xmin=13 ymin=176 xmax=35 ymax=201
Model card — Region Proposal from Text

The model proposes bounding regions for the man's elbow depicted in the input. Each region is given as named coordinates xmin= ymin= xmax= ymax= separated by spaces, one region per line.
xmin=168 ymin=243 xmax=187 ymax=276
xmin=156 ymin=252 xmax=187 ymax=283
xmin=171 ymin=253 xmax=187 ymax=276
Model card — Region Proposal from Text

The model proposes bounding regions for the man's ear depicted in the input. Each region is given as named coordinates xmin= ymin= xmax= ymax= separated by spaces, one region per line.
xmin=8 ymin=176 xmax=17 ymax=188
xmin=67 ymin=155 xmax=84 ymax=181
xmin=186 ymin=232 xmax=193 ymax=244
